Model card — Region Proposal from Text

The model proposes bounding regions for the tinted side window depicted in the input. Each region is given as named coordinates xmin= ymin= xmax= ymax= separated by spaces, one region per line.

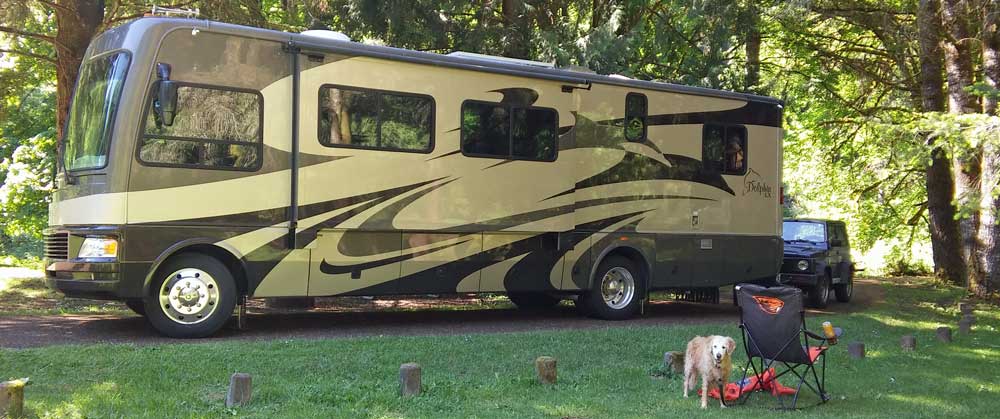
xmin=140 ymin=84 xmax=262 ymax=170
xmin=319 ymin=85 xmax=433 ymax=152
xmin=702 ymin=124 xmax=747 ymax=175
xmin=624 ymin=93 xmax=647 ymax=142
xmin=462 ymin=102 xmax=510 ymax=156
xmin=512 ymin=107 xmax=557 ymax=160
xmin=461 ymin=101 xmax=557 ymax=161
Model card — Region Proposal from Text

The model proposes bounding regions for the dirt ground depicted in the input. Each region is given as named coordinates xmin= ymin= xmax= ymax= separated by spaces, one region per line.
xmin=0 ymin=279 xmax=883 ymax=348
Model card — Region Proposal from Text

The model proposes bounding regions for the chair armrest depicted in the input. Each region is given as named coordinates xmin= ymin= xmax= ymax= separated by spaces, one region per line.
xmin=803 ymin=330 xmax=827 ymax=341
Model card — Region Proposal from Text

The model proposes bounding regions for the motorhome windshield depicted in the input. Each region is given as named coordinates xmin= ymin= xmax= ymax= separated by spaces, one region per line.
xmin=63 ymin=52 xmax=130 ymax=171
xmin=782 ymin=221 xmax=826 ymax=243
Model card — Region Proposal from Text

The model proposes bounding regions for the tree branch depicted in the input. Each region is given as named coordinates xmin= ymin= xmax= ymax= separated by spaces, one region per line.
xmin=0 ymin=25 xmax=55 ymax=44
xmin=34 ymin=0 xmax=73 ymax=14
xmin=0 ymin=48 xmax=57 ymax=64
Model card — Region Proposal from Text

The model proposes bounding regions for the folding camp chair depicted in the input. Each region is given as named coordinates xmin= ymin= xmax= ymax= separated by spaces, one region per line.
xmin=734 ymin=284 xmax=832 ymax=409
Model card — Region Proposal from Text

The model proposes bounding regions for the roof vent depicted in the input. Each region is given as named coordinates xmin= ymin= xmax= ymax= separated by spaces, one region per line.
xmin=447 ymin=51 xmax=554 ymax=69
xmin=301 ymin=30 xmax=351 ymax=42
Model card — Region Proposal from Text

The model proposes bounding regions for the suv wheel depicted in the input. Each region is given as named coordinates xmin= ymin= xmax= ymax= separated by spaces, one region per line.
xmin=834 ymin=270 xmax=854 ymax=303
xmin=808 ymin=273 xmax=831 ymax=308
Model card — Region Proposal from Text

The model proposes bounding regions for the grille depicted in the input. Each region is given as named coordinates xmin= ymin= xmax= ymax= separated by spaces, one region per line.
xmin=44 ymin=232 xmax=69 ymax=260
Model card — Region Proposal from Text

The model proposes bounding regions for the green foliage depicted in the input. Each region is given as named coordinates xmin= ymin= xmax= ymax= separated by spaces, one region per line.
xmin=0 ymin=132 xmax=54 ymax=238
xmin=0 ymin=46 xmax=56 ymax=250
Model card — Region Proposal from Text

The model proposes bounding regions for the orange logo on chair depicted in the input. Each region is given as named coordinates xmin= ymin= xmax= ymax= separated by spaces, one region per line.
xmin=752 ymin=296 xmax=784 ymax=314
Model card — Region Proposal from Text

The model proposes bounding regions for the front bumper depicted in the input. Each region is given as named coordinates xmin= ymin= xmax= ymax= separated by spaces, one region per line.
xmin=777 ymin=272 xmax=821 ymax=288
xmin=45 ymin=260 xmax=121 ymax=300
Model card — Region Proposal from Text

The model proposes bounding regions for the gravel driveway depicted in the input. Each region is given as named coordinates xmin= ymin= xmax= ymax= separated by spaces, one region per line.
xmin=0 ymin=279 xmax=883 ymax=348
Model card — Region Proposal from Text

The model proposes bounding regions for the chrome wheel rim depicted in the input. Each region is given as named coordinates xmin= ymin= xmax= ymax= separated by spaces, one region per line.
xmin=159 ymin=268 xmax=219 ymax=325
xmin=600 ymin=267 xmax=635 ymax=309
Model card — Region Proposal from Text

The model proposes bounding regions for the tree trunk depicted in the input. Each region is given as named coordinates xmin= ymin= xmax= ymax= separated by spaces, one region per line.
xmin=54 ymin=0 xmax=106 ymax=145
xmin=920 ymin=0 xmax=967 ymax=285
xmin=591 ymin=0 xmax=604 ymax=28
xmin=501 ymin=0 xmax=530 ymax=59
xmin=745 ymin=0 xmax=762 ymax=92
xmin=977 ymin=7 xmax=1000 ymax=297
xmin=942 ymin=0 xmax=984 ymax=293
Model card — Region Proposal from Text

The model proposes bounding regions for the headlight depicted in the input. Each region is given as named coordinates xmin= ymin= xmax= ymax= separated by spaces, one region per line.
xmin=797 ymin=260 xmax=809 ymax=271
xmin=79 ymin=237 xmax=118 ymax=259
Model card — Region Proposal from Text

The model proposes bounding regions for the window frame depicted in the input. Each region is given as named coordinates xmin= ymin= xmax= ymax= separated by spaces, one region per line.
xmin=701 ymin=123 xmax=748 ymax=176
xmin=63 ymin=49 xmax=133 ymax=173
xmin=459 ymin=99 xmax=559 ymax=162
xmin=624 ymin=92 xmax=648 ymax=142
xmin=317 ymin=84 xmax=436 ymax=154
xmin=136 ymin=81 xmax=265 ymax=172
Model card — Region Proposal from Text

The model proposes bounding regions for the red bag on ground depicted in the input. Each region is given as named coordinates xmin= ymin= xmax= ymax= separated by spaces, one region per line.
xmin=698 ymin=368 xmax=797 ymax=401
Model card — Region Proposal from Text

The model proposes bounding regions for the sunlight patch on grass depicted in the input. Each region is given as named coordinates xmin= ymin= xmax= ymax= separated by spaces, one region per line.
xmin=883 ymin=393 xmax=954 ymax=411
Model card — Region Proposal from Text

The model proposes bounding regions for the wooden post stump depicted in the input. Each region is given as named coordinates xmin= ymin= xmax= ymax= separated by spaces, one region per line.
xmin=900 ymin=335 xmax=916 ymax=351
xmin=663 ymin=351 xmax=685 ymax=375
xmin=936 ymin=327 xmax=952 ymax=343
xmin=399 ymin=363 xmax=421 ymax=397
xmin=959 ymin=318 xmax=973 ymax=334
xmin=847 ymin=342 xmax=865 ymax=359
xmin=0 ymin=379 xmax=26 ymax=418
xmin=226 ymin=373 xmax=252 ymax=407
xmin=959 ymin=302 xmax=973 ymax=315
xmin=961 ymin=314 xmax=976 ymax=325
xmin=535 ymin=356 xmax=557 ymax=385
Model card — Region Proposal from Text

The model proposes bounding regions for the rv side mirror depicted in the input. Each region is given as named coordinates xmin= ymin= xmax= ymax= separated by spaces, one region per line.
xmin=155 ymin=80 xmax=178 ymax=126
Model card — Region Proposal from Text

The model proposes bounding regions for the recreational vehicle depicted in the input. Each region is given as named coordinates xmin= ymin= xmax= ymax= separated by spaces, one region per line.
xmin=45 ymin=17 xmax=784 ymax=338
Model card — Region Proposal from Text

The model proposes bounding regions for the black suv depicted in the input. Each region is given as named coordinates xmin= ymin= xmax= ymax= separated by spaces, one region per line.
xmin=779 ymin=219 xmax=854 ymax=308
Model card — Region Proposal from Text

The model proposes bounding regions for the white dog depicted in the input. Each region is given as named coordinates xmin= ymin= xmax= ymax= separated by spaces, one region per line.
xmin=683 ymin=335 xmax=737 ymax=408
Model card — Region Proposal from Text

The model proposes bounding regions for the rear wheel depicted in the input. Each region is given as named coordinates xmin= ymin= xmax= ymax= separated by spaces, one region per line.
xmin=808 ymin=273 xmax=831 ymax=308
xmin=507 ymin=292 xmax=561 ymax=310
xmin=834 ymin=270 xmax=854 ymax=303
xmin=576 ymin=255 xmax=645 ymax=320
xmin=144 ymin=253 xmax=237 ymax=338
xmin=124 ymin=300 xmax=146 ymax=316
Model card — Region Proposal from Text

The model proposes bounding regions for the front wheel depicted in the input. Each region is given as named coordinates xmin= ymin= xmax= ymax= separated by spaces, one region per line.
xmin=144 ymin=253 xmax=237 ymax=338
xmin=834 ymin=271 xmax=854 ymax=303
xmin=808 ymin=273 xmax=831 ymax=309
xmin=576 ymin=255 xmax=645 ymax=320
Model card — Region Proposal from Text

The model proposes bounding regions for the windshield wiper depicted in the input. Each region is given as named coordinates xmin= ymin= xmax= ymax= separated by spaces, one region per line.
xmin=784 ymin=239 xmax=818 ymax=244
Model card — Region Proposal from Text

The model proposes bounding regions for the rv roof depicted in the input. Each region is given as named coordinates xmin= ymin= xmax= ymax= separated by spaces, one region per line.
xmin=121 ymin=17 xmax=783 ymax=106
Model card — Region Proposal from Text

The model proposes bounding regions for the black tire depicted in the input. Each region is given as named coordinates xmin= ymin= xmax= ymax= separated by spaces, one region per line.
xmin=507 ymin=292 xmax=561 ymax=310
xmin=575 ymin=255 xmax=645 ymax=320
xmin=125 ymin=300 xmax=146 ymax=316
xmin=834 ymin=270 xmax=854 ymax=303
xmin=144 ymin=253 xmax=238 ymax=338
xmin=808 ymin=272 xmax=831 ymax=308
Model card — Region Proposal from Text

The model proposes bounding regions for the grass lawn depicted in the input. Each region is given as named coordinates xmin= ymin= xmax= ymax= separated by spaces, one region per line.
xmin=1 ymin=277 xmax=998 ymax=418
